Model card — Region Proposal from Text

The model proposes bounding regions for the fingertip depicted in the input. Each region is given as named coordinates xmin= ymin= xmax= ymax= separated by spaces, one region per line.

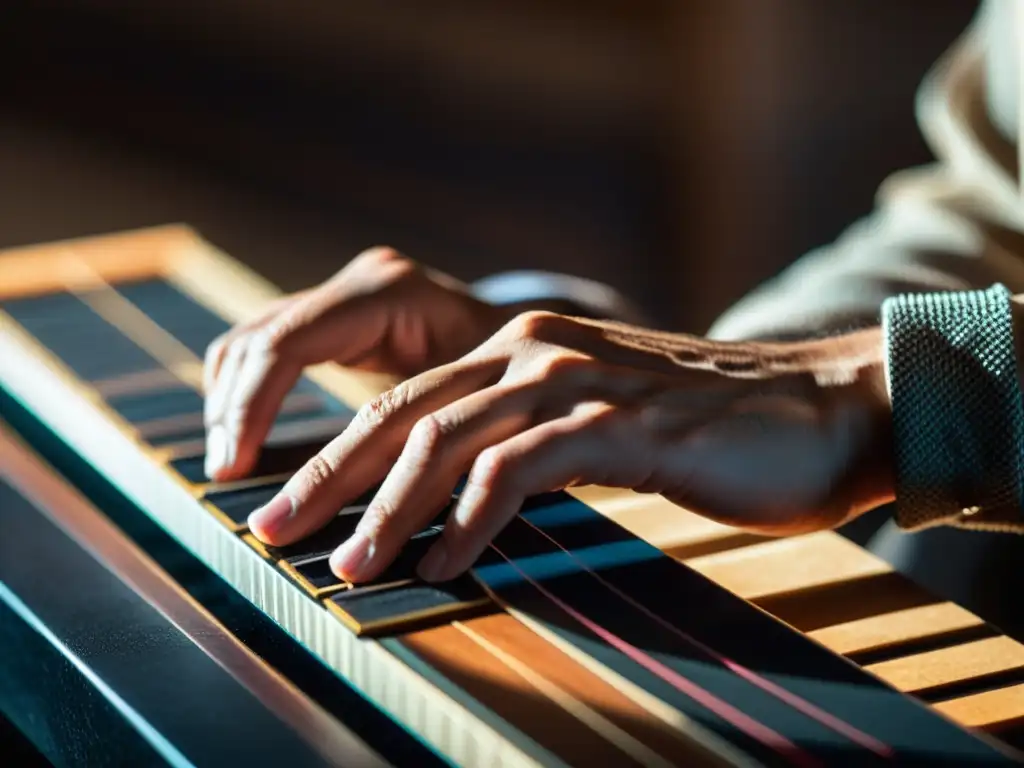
xmin=329 ymin=533 xmax=373 ymax=582
xmin=247 ymin=494 xmax=297 ymax=545
xmin=204 ymin=425 xmax=231 ymax=480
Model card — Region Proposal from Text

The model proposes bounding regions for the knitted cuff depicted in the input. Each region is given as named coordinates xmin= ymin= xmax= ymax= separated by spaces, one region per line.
xmin=881 ymin=283 xmax=1024 ymax=531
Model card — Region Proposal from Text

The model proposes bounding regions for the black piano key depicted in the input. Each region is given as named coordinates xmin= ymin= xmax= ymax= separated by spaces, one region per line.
xmin=106 ymin=388 xmax=204 ymax=424
xmin=1 ymin=290 xmax=84 ymax=322
xmin=169 ymin=437 xmax=334 ymax=484
xmin=326 ymin=575 xmax=491 ymax=636
xmin=289 ymin=557 xmax=346 ymax=591
xmin=274 ymin=404 xmax=348 ymax=426
xmin=169 ymin=427 xmax=363 ymax=481
xmin=113 ymin=279 xmax=350 ymax=419
xmin=142 ymin=402 xmax=345 ymax=450
xmin=202 ymin=483 xmax=286 ymax=526
xmin=114 ymin=279 xmax=231 ymax=356
xmin=272 ymin=504 xmax=452 ymax=595
xmin=148 ymin=425 xmax=208 ymax=447
xmin=169 ymin=455 xmax=210 ymax=484
xmin=249 ymin=439 xmax=333 ymax=476
xmin=287 ymin=533 xmax=433 ymax=595
xmin=266 ymin=499 xmax=376 ymax=562
xmin=3 ymin=290 xmax=162 ymax=381
xmin=372 ymin=528 xmax=441 ymax=585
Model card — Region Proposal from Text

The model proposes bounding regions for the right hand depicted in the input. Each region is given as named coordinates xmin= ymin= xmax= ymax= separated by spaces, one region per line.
xmin=202 ymin=246 xmax=514 ymax=482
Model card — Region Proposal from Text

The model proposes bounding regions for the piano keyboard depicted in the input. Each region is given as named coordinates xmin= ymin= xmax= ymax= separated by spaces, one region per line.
xmin=1 ymin=257 xmax=490 ymax=636
xmin=2 ymin=225 xmax=1023 ymax=767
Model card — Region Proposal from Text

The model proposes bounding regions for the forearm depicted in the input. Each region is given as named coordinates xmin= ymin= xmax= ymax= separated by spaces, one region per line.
xmin=709 ymin=177 xmax=1024 ymax=533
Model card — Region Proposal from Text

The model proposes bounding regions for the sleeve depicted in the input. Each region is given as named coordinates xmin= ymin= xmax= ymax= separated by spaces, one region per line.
xmin=882 ymin=283 xmax=1024 ymax=533
xmin=470 ymin=270 xmax=653 ymax=326
xmin=708 ymin=6 xmax=1024 ymax=344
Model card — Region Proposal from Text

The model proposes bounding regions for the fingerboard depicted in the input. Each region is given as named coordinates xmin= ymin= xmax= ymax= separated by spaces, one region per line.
xmin=1 ymin=225 xmax=1021 ymax=768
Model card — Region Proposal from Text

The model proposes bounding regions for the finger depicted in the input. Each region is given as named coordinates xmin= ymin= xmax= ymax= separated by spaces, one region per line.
xmin=203 ymin=338 xmax=249 ymax=478
xmin=247 ymin=357 xmax=501 ymax=547
xmin=328 ymin=382 xmax=544 ymax=583
xmin=417 ymin=402 xmax=651 ymax=582
xmin=214 ymin=334 xmax=303 ymax=481
xmin=203 ymin=291 xmax=340 ymax=481
xmin=202 ymin=293 xmax=304 ymax=396
xmin=203 ymin=331 xmax=233 ymax=397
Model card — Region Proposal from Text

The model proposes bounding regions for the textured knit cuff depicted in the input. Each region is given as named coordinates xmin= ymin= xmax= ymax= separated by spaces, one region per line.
xmin=882 ymin=283 xmax=1024 ymax=531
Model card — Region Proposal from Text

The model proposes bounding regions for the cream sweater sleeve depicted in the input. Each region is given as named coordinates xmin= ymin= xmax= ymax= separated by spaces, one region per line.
xmin=708 ymin=4 xmax=1024 ymax=344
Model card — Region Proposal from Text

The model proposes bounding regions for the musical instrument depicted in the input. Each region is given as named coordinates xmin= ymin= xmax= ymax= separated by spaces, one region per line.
xmin=2 ymin=225 xmax=1023 ymax=766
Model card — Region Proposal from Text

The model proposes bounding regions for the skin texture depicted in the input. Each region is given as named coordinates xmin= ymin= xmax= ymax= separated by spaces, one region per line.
xmin=203 ymin=248 xmax=895 ymax=584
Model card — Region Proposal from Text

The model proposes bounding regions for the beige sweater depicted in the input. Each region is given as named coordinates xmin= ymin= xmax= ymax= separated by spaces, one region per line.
xmin=709 ymin=0 xmax=1024 ymax=342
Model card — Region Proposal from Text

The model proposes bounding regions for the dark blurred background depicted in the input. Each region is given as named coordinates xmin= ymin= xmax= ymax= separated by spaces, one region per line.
xmin=0 ymin=0 xmax=979 ymax=331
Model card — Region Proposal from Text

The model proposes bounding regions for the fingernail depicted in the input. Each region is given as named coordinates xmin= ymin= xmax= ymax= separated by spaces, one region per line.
xmin=417 ymin=539 xmax=449 ymax=582
xmin=204 ymin=426 xmax=229 ymax=479
xmin=330 ymin=533 xmax=373 ymax=581
xmin=247 ymin=494 xmax=296 ymax=541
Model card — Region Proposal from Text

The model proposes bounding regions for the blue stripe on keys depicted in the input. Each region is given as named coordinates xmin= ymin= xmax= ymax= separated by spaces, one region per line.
xmin=2 ymin=291 xmax=162 ymax=381
xmin=106 ymin=387 xmax=204 ymax=424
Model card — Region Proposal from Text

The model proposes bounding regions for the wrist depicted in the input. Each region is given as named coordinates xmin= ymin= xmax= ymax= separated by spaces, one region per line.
xmin=798 ymin=328 xmax=896 ymax=516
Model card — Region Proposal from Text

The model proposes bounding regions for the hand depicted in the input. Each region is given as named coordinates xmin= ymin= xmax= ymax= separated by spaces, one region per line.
xmin=246 ymin=311 xmax=895 ymax=584
xmin=202 ymin=247 xmax=514 ymax=481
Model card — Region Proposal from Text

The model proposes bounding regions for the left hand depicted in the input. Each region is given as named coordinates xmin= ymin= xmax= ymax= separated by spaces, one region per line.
xmin=247 ymin=311 xmax=894 ymax=584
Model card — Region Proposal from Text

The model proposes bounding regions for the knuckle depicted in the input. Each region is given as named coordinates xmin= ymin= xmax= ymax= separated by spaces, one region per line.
xmin=532 ymin=352 xmax=589 ymax=383
xmin=406 ymin=413 xmax=451 ymax=463
xmin=348 ymin=246 xmax=417 ymax=279
xmin=359 ymin=245 xmax=404 ymax=265
xmin=254 ymin=317 xmax=295 ymax=357
xmin=581 ymin=403 xmax=624 ymax=432
xmin=355 ymin=386 xmax=408 ymax=432
xmin=293 ymin=452 xmax=337 ymax=497
xmin=358 ymin=496 xmax=398 ymax=539
xmin=472 ymin=446 xmax=517 ymax=491
xmin=500 ymin=310 xmax=560 ymax=341
xmin=251 ymin=297 xmax=317 ymax=358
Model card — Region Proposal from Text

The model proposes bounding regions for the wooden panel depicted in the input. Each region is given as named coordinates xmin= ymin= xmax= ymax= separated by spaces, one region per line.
xmin=808 ymin=602 xmax=986 ymax=658
xmin=865 ymin=637 xmax=1024 ymax=696
xmin=0 ymin=224 xmax=189 ymax=297
xmin=683 ymin=532 xmax=891 ymax=601
xmin=935 ymin=684 xmax=1024 ymax=731
xmin=570 ymin=487 xmax=768 ymax=559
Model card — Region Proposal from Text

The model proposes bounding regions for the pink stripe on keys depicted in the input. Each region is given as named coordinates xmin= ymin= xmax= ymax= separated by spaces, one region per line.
xmin=486 ymin=542 xmax=824 ymax=768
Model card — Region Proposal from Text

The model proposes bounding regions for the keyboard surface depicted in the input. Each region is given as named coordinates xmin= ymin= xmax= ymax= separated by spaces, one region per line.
xmin=3 ymin=226 xmax=1023 ymax=768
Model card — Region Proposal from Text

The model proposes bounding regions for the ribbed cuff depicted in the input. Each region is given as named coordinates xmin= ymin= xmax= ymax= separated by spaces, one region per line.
xmin=882 ymin=283 xmax=1024 ymax=531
